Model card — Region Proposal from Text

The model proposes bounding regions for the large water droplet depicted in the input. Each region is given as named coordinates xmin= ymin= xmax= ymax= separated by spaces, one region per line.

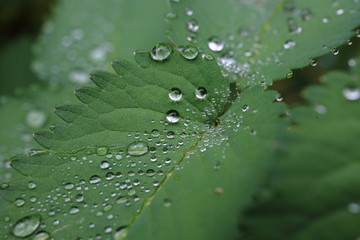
xmin=181 ymin=46 xmax=199 ymax=60
xmin=150 ymin=43 xmax=173 ymax=61
xmin=207 ymin=37 xmax=224 ymax=52
xmin=127 ymin=141 xmax=149 ymax=156
xmin=168 ymin=88 xmax=182 ymax=101
xmin=12 ymin=215 xmax=41 ymax=237
xmin=166 ymin=110 xmax=180 ymax=123
xmin=343 ymin=86 xmax=360 ymax=101
xmin=195 ymin=87 xmax=207 ymax=99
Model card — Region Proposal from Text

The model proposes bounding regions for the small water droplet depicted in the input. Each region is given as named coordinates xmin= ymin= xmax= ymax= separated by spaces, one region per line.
xmin=89 ymin=175 xmax=101 ymax=184
xmin=127 ymin=141 xmax=149 ymax=156
xmin=310 ymin=59 xmax=317 ymax=67
xmin=195 ymin=87 xmax=207 ymax=99
xmin=322 ymin=17 xmax=329 ymax=23
xmin=150 ymin=43 xmax=173 ymax=61
xmin=242 ymin=105 xmax=249 ymax=112
xmin=166 ymin=110 xmax=180 ymax=123
xmin=331 ymin=48 xmax=339 ymax=55
xmin=336 ymin=9 xmax=344 ymax=15
xmin=114 ymin=227 xmax=128 ymax=240
xmin=100 ymin=161 xmax=110 ymax=169
xmin=69 ymin=70 xmax=89 ymax=84
xmin=64 ymin=183 xmax=74 ymax=190
xmin=343 ymin=86 xmax=360 ymax=101
xmin=348 ymin=59 xmax=357 ymax=68
xmin=69 ymin=206 xmax=80 ymax=215
xmin=12 ymin=215 xmax=41 ymax=237
xmin=28 ymin=181 xmax=36 ymax=190
xmin=180 ymin=46 xmax=199 ymax=60
xmin=15 ymin=198 xmax=25 ymax=207
xmin=286 ymin=71 xmax=293 ymax=78
xmin=33 ymin=231 xmax=50 ymax=240
xmin=283 ymin=40 xmax=296 ymax=50
xmin=207 ymin=37 xmax=224 ymax=52
xmin=168 ymin=88 xmax=182 ymax=101
xmin=96 ymin=147 xmax=108 ymax=156
xmin=163 ymin=198 xmax=172 ymax=207
xmin=187 ymin=19 xmax=199 ymax=32
xmin=348 ymin=203 xmax=360 ymax=214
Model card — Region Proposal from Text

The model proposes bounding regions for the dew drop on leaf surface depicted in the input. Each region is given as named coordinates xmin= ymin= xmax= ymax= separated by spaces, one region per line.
xmin=127 ymin=141 xmax=149 ymax=156
xmin=168 ymin=88 xmax=183 ymax=101
xmin=181 ymin=45 xmax=199 ymax=60
xmin=150 ymin=43 xmax=173 ymax=61
xmin=207 ymin=37 xmax=224 ymax=52
xmin=12 ymin=215 xmax=41 ymax=237
xmin=166 ymin=110 xmax=180 ymax=123
xmin=342 ymin=86 xmax=360 ymax=101
xmin=195 ymin=87 xmax=207 ymax=99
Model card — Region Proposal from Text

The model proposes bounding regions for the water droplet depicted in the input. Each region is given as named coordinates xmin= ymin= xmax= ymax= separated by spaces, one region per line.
xmin=185 ymin=8 xmax=193 ymax=16
xmin=33 ymin=231 xmax=50 ymax=240
xmin=187 ymin=20 xmax=199 ymax=32
xmin=69 ymin=206 xmax=80 ymax=214
xmin=207 ymin=37 xmax=224 ymax=52
xmin=96 ymin=147 xmax=108 ymax=156
xmin=28 ymin=181 xmax=36 ymax=190
xmin=15 ymin=198 xmax=25 ymax=207
xmin=180 ymin=45 xmax=199 ymax=60
xmin=150 ymin=43 xmax=173 ymax=61
xmin=195 ymin=87 xmax=207 ymax=99
xmin=0 ymin=183 xmax=9 ymax=189
xmin=310 ymin=59 xmax=317 ymax=67
xmin=69 ymin=70 xmax=89 ymax=84
xmin=322 ymin=17 xmax=329 ymax=23
xmin=283 ymin=40 xmax=296 ymax=50
xmin=114 ymin=227 xmax=128 ymax=240
xmin=286 ymin=71 xmax=293 ymax=78
xmin=26 ymin=110 xmax=47 ymax=128
xmin=163 ymin=198 xmax=172 ymax=207
xmin=336 ymin=9 xmax=344 ymax=15
xmin=165 ymin=12 xmax=177 ymax=20
xmin=348 ymin=59 xmax=357 ymax=68
xmin=127 ymin=141 xmax=149 ymax=156
xmin=89 ymin=175 xmax=101 ymax=184
xmin=168 ymin=88 xmax=182 ymax=101
xmin=242 ymin=105 xmax=249 ymax=112
xmin=166 ymin=110 xmax=180 ymax=123
xmin=166 ymin=131 xmax=175 ymax=139
xmin=64 ymin=183 xmax=74 ymax=190
xmin=100 ymin=161 xmax=110 ymax=169
xmin=331 ymin=48 xmax=339 ymax=55
xmin=348 ymin=203 xmax=360 ymax=214
xmin=12 ymin=215 xmax=41 ymax=237
xmin=343 ymin=86 xmax=360 ymax=101
xmin=215 ymin=187 xmax=224 ymax=194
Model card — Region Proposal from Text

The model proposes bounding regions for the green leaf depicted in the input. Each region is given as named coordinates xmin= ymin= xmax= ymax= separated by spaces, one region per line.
xmin=33 ymin=0 xmax=169 ymax=83
xmin=0 ymin=84 xmax=77 ymax=184
xmin=240 ymin=66 xmax=360 ymax=239
xmin=167 ymin=0 xmax=360 ymax=87
xmin=0 ymin=47 xmax=287 ymax=239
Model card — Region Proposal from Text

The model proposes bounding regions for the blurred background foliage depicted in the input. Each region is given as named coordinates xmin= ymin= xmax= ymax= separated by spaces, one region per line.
xmin=0 ymin=0 xmax=359 ymax=101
